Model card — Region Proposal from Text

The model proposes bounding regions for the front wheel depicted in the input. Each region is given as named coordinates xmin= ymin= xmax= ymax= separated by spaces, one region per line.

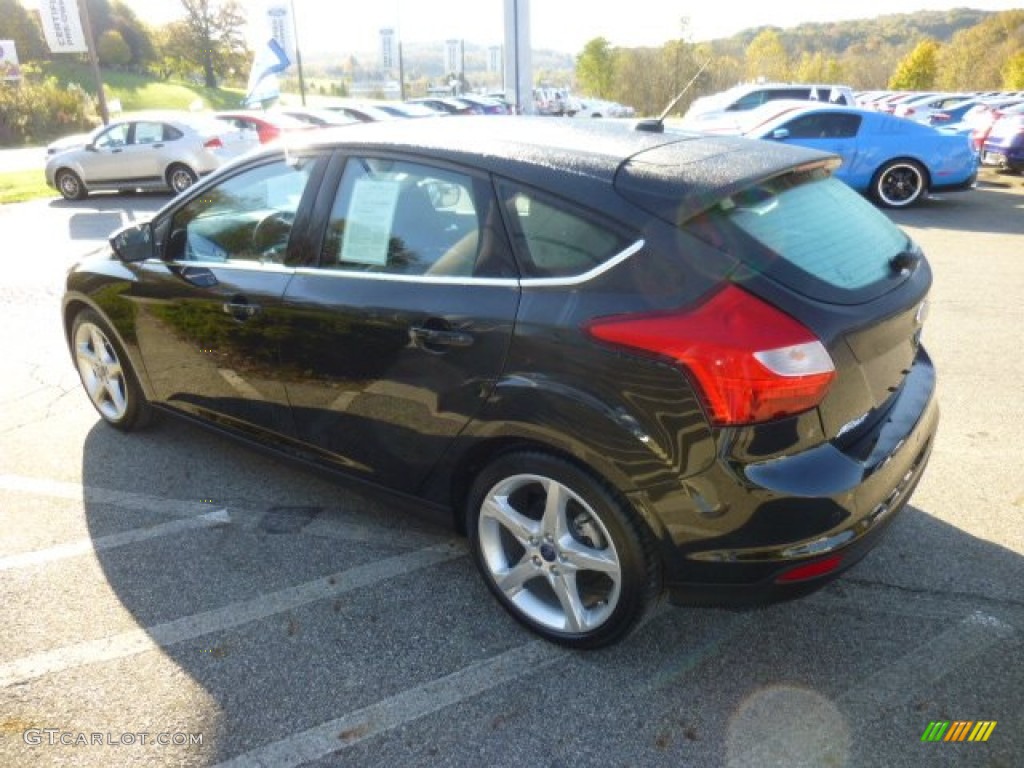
xmin=871 ymin=160 xmax=927 ymax=208
xmin=56 ymin=169 xmax=87 ymax=200
xmin=166 ymin=164 xmax=198 ymax=194
xmin=467 ymin=452 xmax=660 ymax=649
xmin=71 ymin=310 xmax=152 ymax=431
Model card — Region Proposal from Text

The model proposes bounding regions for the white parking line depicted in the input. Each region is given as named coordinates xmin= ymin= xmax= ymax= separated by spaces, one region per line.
xmin=0 ymin=508 xmax=230 ymax=571
xmin=0 ymin=541 xmax=466 ymax=688
xmin=0 ymin=474 xmax=210 ymax=518
xmin=214 ymin=640 xmax=561 ymax=768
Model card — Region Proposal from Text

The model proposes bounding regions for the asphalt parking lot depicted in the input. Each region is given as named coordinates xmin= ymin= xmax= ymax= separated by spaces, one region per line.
xmin=1 ymin=170 xmax=1022 ymax=767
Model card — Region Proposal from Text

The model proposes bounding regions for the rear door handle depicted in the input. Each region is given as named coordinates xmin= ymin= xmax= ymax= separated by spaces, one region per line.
xmin=410 ymin=326 xmax=474 ymax=349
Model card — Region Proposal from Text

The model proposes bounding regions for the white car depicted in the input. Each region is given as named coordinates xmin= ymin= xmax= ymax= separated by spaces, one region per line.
xmin=568 ymin=97 xmax=634 ymax=118
xmin=681 ymin=83 xmax=856 ymax=128
xmin=45 ymin=113 xmax=257 ymax=200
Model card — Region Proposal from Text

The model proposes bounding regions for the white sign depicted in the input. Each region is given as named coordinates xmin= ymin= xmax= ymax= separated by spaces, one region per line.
xmin=0 ymin=40 xmax=22 ymax=81
xmin=341 ymin=180 xmax=400 ymax=267
xmin=266 ymin=3 xmax=295 ymax=61
xmin=40 ymin=0 xmax=88 ymax=54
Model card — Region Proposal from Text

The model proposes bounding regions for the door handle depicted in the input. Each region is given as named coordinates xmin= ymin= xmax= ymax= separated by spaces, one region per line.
xmin=222 ymin=300 xmax=261 ymax=321
xmin=410 ymin=326 xmax=474 ymax=349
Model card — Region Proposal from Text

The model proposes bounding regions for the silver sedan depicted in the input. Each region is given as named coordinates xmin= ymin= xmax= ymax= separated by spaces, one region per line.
xmin=45 ymin=113 xmax=257 ymax=200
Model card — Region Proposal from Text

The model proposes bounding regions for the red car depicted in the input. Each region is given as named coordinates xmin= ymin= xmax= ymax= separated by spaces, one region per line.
xmin=216 ymin=111 xmax=315 ymax=144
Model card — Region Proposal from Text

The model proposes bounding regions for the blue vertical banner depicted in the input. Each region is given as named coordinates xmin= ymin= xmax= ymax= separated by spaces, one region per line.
xmin=245 ymin=38 xmax=291 ymax=106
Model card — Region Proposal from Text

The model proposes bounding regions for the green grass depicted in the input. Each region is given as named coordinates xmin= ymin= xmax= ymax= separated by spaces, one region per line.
xmin=31 ymin=61 xmax=247 ymax=113
xmin=0 ymin=170 xmax=55 ymax=204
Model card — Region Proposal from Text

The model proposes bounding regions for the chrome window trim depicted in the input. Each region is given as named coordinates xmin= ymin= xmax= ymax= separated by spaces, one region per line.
xmin=286 ymin=239 xmax=646 ymax=288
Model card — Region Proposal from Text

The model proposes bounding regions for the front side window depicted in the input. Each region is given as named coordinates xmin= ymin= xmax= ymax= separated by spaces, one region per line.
xmin=95 ymin=124 xmax=129 ymax=149
xmin=166 ymin=157 xmax=318 ymax=263
xmin=322 ymin=158 xmax=496 ymax=277
xmin=499 ymin=182 xmax=629 ymax=278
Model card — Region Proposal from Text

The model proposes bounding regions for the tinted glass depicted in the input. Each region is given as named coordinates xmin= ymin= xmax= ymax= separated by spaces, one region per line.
xmin=322 ymin=158 xmax=492 ymax=277
xmin=167 ymin=158 xmax=317 ymax=263
xmin=499 ymin=182 xmax=629 ymax=278
xmin=687 ymin=173 xmax=909 ymax=303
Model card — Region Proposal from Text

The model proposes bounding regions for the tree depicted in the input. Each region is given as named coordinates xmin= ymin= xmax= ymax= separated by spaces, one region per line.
xmin=888 ymin=39 xmax=940 ymax=89
xmin=794 ymin=52 xmax=844 ymax=83
xmin=97 ymin=29 xmax=131 ymax=68
xmin=937 ymin=11 xmax=1024 ymax=90
xmin=1004 ymin=50 xmax=1024 ymax=89
xmin=176 ymin=0 xmax=249 ymax=88
xmin=0 ymin=0 xmax=47 ymax=61
xmin=110 ymin=1 xmax=156 ymax=70
xmin=576 ymin=37 xmax=615 ymax=98
xmin=745 ymin=29 xmax=790 ymax=82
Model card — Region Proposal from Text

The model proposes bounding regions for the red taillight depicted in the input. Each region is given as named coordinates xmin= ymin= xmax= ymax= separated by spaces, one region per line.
xmin=932 ymin=112 xmax=950 ymax=122
xmin=203 ymin=137 xmax=224 ymax=149
xmin=775 ymin=554 xmax=843 ymax=583
xmin=586 ymin=284 xmax=836 ymax=426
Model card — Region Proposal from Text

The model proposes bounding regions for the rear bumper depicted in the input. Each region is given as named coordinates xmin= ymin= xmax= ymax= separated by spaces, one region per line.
xmin=633 ymin=347 xmax=939 ymax=607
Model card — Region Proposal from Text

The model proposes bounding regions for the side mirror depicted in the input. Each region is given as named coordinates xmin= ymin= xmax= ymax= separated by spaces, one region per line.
xmin=771 ymin=128 xmax=791 ymax=140
xmin=86 ymin=143 xmax=98 ymax=152
xmin=110 ymin=221 xmax=155 ymax=263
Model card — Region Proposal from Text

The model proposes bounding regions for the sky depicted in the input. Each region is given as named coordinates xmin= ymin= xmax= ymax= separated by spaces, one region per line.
xmin=28 ymin=0 xmax=1024 ymax=55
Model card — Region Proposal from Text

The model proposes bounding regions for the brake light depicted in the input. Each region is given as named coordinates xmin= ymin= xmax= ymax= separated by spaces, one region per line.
xmin=586 ymin=284 xmax=836 ymax=426
xmin=932 ymin=112 xmax=950 ymax=122
xmin=203 ymin=137 xmax=224 ymax=149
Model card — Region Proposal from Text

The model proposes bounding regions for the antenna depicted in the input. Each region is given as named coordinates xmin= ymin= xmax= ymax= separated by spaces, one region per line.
xmin=635 ymin=57 xmax=712 ymax=133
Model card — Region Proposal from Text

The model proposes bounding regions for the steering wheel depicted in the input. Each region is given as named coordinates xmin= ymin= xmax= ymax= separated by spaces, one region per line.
xmin=251 ymin=211 xmax=295 ymax=261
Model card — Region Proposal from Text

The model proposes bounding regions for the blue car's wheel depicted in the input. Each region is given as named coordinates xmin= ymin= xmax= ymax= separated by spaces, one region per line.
xmin=871 ymin=160 xmax=927 ymax=208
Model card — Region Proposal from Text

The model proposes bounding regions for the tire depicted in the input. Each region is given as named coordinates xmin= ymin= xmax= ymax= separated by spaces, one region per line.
xmin=467 ymin=451 xmax=661 ymax=649
xmin=871 ymin=160 xmax=927 ymax=208
xmin=71 ymin=309 xmax=152 ymax=431
xmin=56 ymin=169 xmax=87 ymax=201
xmin=166 ymin=164 xmax=198 ymax=194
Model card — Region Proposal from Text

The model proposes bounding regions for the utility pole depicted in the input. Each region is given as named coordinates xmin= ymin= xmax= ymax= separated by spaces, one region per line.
xmin=290 ymin=0 xmax=307 ymax=105
xmin=77 ymin=0 xmax=109 ymax=124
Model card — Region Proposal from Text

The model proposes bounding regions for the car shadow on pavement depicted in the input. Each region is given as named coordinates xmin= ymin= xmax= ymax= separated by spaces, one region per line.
xmin=888 ymin=169 xmax=1024 ymax=236
xmin=74 ymin=415 xmax=1024 ymax=767
xmin=47 ymin=194 xmax=169 ymax=241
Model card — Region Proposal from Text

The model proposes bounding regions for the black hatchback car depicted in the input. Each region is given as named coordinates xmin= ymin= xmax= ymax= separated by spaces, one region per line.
xmin=63 ymin=117 xmax=938 ymax=648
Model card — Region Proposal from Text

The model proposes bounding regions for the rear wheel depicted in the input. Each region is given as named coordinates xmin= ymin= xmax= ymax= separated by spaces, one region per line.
xmin=71 ymin=310 xmax=152 ymax=431
xmin=56 ymin=169 xmax=87 ymax=200
xmin=467 ymin=452 xmax=660 ymax=648
xmin=871 ymin=160 xmax=927 ymax=208
xmin=166 ymin=164 xmax=198 ymax=194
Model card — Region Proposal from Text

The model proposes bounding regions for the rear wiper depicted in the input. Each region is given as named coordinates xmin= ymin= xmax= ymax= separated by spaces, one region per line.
xmin=889 ymin=250 xmax=921 ymax=275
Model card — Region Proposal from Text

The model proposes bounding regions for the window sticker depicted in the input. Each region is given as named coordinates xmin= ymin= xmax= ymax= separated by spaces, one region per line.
xmin=340 ymin=178 xmax=400 ymax=266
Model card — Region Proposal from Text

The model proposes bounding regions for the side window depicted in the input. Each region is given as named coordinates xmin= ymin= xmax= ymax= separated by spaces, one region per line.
xmin=166 ymin=157 xmax=318 ymax=264
xmin=133 ymin=121 xmax=164 ymax=145
xmin=95 ymin=124 xmax=129 ymax=149
xmin=499 ymin=182 xmax=630 ymax=278
xmin=829 ymin=113 xmax=861 ymax=138
xmin=322 ymin=158 xmax=488 ymax=277
xmin=782 ymin=115 xmax=824 ymax=139
xmin=729 ymin=91 xmax=766 ymax=111
xmin=164 ymin=124 xmax=184 ymax=141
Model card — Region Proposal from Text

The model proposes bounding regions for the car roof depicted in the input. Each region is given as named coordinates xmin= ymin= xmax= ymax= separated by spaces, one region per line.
xmin=272 ymin=116 xmax=836 ymax=221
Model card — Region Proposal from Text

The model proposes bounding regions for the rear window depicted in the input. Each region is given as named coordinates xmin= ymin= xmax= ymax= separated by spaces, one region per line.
xmin=686 ymin=172 xmax=911 ymax=304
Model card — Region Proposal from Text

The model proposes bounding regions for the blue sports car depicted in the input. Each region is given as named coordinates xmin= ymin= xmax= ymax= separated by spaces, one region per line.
xmin=745 ymin=104 xmax=978 ymax=207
